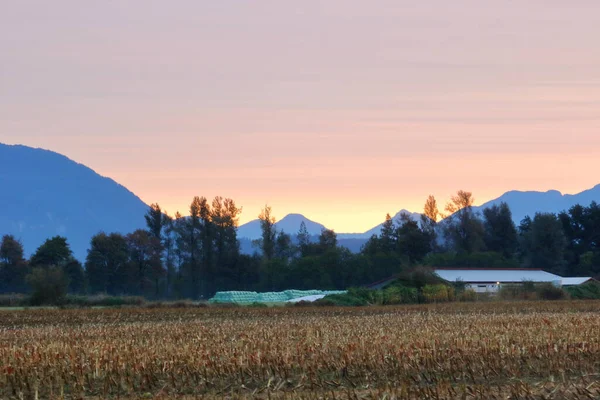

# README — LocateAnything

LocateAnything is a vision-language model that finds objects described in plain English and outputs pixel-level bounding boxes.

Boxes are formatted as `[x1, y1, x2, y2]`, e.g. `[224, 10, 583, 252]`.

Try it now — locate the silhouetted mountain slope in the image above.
[0, 143, 148, 260]
[3, 143, 600, 260]
[473, 185, 600, 224]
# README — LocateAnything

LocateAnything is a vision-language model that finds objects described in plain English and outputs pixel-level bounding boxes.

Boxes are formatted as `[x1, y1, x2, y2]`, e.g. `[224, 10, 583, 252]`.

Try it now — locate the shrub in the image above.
[316, 293, 368, 307]
[382, 285, 418, 305]
[422, 284, 454, 303]
[0, 293, 28, 307]
[565, 282, 600, 299]
[457, 289, 477, 302]
[498, 284, 537, 300]
[26, 267, 69, 306]
[536, 283, 567, 301]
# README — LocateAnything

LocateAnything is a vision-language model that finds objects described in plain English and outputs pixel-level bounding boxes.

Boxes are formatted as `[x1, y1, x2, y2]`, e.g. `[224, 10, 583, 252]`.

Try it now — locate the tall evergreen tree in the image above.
[482, 202, 518, 258]
[211, 197, 243, 292]
[520, 213, 567, 275]
[258, 205, 277, 261]
[395, 214, 431, 263]
[296, 221, 310, 257]
[380, 214, 395, 253]
[187, 197, 203, 299]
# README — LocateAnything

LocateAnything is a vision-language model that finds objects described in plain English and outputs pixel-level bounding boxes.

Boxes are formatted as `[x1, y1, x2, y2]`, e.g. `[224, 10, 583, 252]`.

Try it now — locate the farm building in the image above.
[561, 277, 595, 286]
[434, 268, 563, 293]
[366, 268, 570, 293]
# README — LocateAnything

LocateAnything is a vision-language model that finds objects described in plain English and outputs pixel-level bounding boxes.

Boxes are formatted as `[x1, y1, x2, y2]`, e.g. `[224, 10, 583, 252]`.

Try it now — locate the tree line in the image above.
[1, 191, 599, 300]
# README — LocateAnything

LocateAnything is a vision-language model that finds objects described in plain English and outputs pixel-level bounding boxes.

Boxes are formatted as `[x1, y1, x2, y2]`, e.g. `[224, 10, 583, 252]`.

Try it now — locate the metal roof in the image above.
[561, 277, 592, 286]
[434, 268, 562, 283]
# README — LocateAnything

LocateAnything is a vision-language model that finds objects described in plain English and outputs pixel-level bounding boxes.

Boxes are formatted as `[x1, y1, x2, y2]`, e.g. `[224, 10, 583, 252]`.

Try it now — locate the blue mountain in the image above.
[237, 213, 326, 239]
[0, 143, 149, 261]
[473, 185, 600, 224]
[3, 143, 600, 259]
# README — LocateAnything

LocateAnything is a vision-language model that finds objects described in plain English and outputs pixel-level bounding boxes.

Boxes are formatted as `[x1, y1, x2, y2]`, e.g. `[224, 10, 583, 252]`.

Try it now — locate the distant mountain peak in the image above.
[236, 213, 327, 239]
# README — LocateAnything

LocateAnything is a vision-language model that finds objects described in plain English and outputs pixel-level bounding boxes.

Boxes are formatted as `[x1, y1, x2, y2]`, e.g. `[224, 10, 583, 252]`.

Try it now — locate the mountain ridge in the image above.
[2, 143, 600, 257]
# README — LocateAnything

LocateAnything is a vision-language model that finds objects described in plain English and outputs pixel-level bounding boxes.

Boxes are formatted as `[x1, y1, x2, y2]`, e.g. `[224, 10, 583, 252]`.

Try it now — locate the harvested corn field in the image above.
[1, 301, 600, 399]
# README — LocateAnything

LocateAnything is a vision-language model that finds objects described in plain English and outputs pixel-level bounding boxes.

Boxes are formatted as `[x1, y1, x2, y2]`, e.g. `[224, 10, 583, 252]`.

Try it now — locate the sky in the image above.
[1, 1, 600, 232]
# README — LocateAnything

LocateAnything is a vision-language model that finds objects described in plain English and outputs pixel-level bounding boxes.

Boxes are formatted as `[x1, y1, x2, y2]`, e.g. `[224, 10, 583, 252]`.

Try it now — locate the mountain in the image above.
[0, 143, 149, 261]
[473, 185, 600, 224]
[3, 143, 600, 259]
[237, 213, 327, 239]
[361, 210, 422, 238]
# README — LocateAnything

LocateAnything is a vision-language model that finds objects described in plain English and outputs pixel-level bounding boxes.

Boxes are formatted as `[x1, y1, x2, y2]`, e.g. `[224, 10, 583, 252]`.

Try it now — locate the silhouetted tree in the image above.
[0, 235, 28, 293]
[380, 214, 395, 253]
[85, 233, 129, 295]
[520, 213, 567, 275]
[258, 205, 277, 261]
[126, 230, 164, 297]
[395, 213, 431, 263]
[296, 221, 310, 257]
[482, 202, 518, 258]
[30, 236, 73, 268]
[443, 191, 485, 253]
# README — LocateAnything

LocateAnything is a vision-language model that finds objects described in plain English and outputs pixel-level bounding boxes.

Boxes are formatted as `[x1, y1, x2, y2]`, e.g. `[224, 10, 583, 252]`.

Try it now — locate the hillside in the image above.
[473, 185, 600, 224]
[0, 143, 148, 260]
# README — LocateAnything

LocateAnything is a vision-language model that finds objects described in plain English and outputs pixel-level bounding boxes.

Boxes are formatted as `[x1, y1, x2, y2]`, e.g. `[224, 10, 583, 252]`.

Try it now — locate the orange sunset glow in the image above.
[2, 1, 599, 232]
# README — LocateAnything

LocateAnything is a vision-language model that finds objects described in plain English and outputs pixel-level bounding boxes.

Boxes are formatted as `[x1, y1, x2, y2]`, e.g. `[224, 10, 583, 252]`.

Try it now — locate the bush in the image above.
[396, 266, 446, 289]
[422, 284, 454, 303]
[0, 293, 28, 307]
[498, 282, 567, 301]
[457, 289, 477, 302]
[26, 267, 69, 306]
[498, 284, 537, 301]
[536, 283, 567, 300]
[382, 285, 418, 305]
[316, 292, 368, 307]
[565, 282, 600, 299]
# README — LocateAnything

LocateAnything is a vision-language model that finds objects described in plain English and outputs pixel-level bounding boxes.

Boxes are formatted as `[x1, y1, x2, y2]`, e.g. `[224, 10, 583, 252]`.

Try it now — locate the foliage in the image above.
[498, 281, 568, 301]
[520, 212, 567, 275]
[564, 281, 600, 299]
[26, 266, 70, 305]
[536, 283, 567, 300]
[29, 236, 73, 268]
[423, 251, 520, 268]
[0, 235, 29, 293]
[456, 289, 477, 302]
[421, 284, 454, 303]
[0, 293, 28, 307]
[5, 195, 600, 305]
[482, 202, 518, 258]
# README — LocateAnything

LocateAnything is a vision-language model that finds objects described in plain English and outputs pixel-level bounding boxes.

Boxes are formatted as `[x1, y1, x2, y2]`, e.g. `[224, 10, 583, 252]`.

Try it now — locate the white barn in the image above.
[434, 268, 563, 293]
[561, 277, 594, 286]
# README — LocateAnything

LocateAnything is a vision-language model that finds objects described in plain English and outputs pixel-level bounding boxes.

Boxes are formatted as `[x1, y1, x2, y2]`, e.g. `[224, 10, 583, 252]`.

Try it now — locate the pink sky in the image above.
[2, 1, 600, 232]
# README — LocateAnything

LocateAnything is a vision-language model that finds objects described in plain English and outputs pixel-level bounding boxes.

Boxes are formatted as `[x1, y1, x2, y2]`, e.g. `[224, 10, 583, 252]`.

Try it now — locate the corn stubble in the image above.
[1, 301, 599, 399]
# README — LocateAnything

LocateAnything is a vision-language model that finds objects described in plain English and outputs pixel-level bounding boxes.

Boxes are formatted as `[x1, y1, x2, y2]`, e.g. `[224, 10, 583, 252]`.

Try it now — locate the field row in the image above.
[1, 301, 599, 399]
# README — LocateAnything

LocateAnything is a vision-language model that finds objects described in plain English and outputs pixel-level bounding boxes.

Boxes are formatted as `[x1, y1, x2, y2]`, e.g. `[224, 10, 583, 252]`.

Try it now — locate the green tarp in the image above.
[209, 289, 346, 304]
